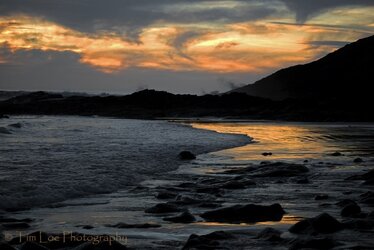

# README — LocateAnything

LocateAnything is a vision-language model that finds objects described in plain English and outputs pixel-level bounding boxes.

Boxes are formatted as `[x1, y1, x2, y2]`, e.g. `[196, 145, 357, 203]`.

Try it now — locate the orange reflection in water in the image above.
[191, 122, 343, 161]
[195, 215, 302, 227]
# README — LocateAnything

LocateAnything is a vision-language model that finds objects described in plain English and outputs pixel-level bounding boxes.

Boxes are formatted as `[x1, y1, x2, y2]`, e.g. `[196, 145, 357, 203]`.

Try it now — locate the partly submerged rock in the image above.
[330, 152, 343, 156]
[163, 211, 196, 223]
[251, 162, 309, 177]
[0, 127, 12, 134]
[201, 203, 285, 223]
[144, 203, 182, 214]
[155, 191, 177, 199]
[315, 194, 329, 200]
[256, 227, 282, 241]
[360, 191, 374, 205]
[182, 231, 235, 250]
[8, 123, 22, 128]
[353, 157, 364, 163]
[341, 203, 361, 217]
[178, 151, 196, 160]
[289, 213, 343, 234]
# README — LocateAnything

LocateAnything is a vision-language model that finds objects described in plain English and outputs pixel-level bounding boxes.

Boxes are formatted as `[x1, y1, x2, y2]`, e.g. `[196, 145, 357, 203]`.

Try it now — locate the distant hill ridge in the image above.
[229, 35, 374, 100]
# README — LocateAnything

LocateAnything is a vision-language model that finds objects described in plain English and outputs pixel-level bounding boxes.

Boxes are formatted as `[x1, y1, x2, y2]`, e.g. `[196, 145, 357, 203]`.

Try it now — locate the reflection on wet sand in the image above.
[192, 122, 374, 161]
[195, 215, 302, 227]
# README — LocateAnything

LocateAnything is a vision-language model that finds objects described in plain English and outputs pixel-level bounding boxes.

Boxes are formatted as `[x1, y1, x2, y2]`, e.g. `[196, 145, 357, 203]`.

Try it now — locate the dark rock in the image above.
[354, 157, 363, 163]
[256, 227, 282, 241]
[20, 242, 49, 250]
[201, 203, 285, 223]
[182, 231, 235, 250]
[178, 151, 196, 160]
[0, 217, 33, 223]
[1, 222, 30, 229]
[315, 194, 329, 200]
[362, 178, 374, 185]
[0, 242, 16, 250]
[289, 237, 337, 250]
[163, 211, 196, 223]
[289, 213, 343, 234]
[145, 203, 182, 214]
[341, 203, 361, 217]
[8, 123, 22, 128]
[295, 177, 310, 184]
[330, 152, 343, 156]
[346, 169, 374, 181]
[0, 127, 12, 134]
[367, 211, 374, 218]
[0, 114, 10, 119]
[82, 225, 94, 230]
[251, 162, 309, 177]
[107, 223, 160, 228]
[303, 160, 309, 163]
[262, 152, 273, 156]
[174, 195, 201, 205]
[155, 191, 177, 199]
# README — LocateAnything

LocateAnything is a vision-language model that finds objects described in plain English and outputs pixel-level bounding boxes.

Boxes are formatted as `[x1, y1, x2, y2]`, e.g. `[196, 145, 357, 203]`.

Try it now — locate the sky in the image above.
[0, 1, 373, 95]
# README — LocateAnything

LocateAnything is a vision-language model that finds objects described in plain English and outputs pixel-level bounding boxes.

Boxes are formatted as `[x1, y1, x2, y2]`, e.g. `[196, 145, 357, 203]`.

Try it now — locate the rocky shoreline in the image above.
[1, 149, 374, 249]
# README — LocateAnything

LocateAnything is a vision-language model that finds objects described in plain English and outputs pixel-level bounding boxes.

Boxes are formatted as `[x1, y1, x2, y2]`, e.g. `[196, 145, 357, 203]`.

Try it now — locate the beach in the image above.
[1, 116, 374, 249]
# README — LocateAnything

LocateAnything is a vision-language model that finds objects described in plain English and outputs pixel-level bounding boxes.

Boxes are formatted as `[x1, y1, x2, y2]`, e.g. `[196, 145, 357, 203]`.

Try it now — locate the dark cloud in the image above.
[0, 46, 260, 94]
[0, 0, 281, 36]
[281, 0, 374, 23]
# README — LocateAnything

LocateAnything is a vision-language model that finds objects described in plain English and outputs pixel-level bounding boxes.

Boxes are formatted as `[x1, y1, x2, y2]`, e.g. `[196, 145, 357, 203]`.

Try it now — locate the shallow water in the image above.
[1, 118, 374, 249]
[0, 116, 250, 211]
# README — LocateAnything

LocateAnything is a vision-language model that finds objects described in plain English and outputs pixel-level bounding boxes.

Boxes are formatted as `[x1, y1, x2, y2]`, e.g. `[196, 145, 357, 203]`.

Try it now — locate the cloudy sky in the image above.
[0, 0, 373, 94]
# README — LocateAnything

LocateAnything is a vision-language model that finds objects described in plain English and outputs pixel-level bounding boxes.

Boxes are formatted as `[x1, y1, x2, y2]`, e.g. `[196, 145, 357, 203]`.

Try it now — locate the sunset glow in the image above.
[1, 5, 372, 74]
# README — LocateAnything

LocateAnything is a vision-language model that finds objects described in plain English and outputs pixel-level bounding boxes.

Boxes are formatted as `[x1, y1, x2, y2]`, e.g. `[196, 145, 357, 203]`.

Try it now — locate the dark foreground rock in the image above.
[341, 203, 361, 217]
[256, 227, 283, 242]
[0, 242, 16, 250]
[144, 203, 182, 214]
[163, 211, 196, 223]
[201, 203, 285, 223]
[289, 213, 343, 234]
[178, 151, 196, 160]
[182, 231, 235, 250]
[225, 162, 309, 177]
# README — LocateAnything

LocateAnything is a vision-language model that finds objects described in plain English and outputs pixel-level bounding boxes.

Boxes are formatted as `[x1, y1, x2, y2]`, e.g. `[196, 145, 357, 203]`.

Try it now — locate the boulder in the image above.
[353, 157, 363, 163]
[289, 213, 343, 234]
[163, 211, 196, 223]
[262, 152, 273, 156]
[330, 152, 343, 156]
[145, 203, 182, 214]
[315, 194, 329, 200]
[346, 169, 374, 181]
[8, 123, 22, 128]
[178, 151, 196, 160]
[155, 191, 177, 199]
[182, 231, 234, 250]
[250, 162, 309, 177]
[201, 203, 285, 223]
[256, 227, 282, 241]
[341, 203, 361, 217]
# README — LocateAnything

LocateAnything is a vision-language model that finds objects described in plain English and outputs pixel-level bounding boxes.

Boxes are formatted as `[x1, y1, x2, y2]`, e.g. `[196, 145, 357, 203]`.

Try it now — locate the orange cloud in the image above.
[0, 12, 370, 73]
